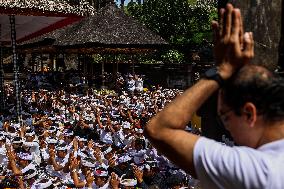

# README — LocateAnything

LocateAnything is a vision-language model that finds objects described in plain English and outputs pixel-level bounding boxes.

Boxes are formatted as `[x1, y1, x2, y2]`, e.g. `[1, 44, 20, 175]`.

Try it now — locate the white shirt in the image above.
[100, 129, 113, 144]
[0, 146, 7, 165]
[194, 137, 284, 189]
[127, 79, 135, 92]
[21, 162, 36, 174]
[135, 78, 144, 91]
[113, 129, 125, 147]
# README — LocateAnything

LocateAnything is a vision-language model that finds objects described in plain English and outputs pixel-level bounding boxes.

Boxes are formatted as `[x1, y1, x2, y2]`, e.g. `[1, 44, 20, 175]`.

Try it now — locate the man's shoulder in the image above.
[194, 137, 276, 161]
[194, 137, 284, 189]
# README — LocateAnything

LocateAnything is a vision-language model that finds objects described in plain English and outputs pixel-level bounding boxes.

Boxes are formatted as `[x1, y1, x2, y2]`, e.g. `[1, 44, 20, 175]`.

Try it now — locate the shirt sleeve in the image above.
[193, 137, 269, 189]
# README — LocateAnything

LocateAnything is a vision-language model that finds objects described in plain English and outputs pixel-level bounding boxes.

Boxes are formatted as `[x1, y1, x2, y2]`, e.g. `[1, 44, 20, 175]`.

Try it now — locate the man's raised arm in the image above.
[144, 3, 254, 177]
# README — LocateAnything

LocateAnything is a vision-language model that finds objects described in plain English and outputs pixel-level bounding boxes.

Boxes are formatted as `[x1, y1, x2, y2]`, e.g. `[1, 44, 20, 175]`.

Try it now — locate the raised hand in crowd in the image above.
[127, 110, 134, 123]
[6, 144, 22, 175]
[107, 124, 116, 133]
[70, 157, 86, 188]
[39, 139, 47, 149]
[133, 164, 143, 183]
[87, 139, 94, 150]
[6, 144, 16, 162]
[85, 170, 95, 188]
[49, 148, 56, 159]
[58, 133, 64, 140]
[68, 151, 75, 164]
[17, 176, 25, 189]
[3, 121, 10, 132]
[19, 125, 26, 138]
[69, 157, 80, 171]
[73, 137, 79, 151]
[110, 172, 120, 189]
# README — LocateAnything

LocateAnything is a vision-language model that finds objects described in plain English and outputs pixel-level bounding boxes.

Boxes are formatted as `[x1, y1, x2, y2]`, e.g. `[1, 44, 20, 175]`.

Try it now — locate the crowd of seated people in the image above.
[0, 79, 201, 188]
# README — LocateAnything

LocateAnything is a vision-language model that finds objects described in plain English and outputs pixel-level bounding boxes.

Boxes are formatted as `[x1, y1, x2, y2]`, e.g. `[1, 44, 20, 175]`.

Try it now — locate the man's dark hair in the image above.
[221, 64, 284, 122]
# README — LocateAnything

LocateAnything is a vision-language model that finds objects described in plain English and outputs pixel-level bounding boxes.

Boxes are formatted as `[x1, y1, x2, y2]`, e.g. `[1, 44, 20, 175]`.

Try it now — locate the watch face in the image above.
[204, 68, 223, 86]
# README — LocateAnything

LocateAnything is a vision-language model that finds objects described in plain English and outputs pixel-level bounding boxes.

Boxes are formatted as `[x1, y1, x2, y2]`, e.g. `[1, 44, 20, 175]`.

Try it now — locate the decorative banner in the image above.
[0, 0, 95, 16]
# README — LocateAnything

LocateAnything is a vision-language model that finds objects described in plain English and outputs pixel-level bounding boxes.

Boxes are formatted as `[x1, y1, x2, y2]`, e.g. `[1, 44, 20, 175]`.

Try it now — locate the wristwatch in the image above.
[204, 67, 224, 86]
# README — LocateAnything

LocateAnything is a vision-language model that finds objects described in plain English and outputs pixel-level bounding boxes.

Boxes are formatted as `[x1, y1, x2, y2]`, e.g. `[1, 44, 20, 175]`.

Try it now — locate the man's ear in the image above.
[243, 102, 257, 127]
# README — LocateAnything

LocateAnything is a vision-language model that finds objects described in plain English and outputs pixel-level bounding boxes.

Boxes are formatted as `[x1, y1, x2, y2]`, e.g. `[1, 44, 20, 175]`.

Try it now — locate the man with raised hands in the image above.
[145, 3, 284, 189]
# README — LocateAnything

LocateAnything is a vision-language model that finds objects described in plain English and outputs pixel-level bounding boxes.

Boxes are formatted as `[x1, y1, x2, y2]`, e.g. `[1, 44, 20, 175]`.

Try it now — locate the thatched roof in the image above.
[19, 3, 168, 53]
[0, 0, 95, 16]
[55, 3, 168, 47]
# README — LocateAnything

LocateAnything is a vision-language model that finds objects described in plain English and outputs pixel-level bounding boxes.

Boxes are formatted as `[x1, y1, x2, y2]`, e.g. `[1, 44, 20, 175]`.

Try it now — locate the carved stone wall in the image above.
[228, 0, 282, 70]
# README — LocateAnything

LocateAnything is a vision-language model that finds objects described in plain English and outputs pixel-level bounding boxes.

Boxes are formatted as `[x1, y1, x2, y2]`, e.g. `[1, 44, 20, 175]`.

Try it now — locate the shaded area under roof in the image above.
[0, 16, 82, 43]
[0, 0, 95, 43]
[19, 3, 168, 53]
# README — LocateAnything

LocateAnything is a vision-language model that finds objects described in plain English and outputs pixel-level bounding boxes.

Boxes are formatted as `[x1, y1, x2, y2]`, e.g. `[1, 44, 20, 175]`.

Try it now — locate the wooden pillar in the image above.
[0, 24, 5, 111]
[102, 56, 105, 88]
[10, 15, 22, 123]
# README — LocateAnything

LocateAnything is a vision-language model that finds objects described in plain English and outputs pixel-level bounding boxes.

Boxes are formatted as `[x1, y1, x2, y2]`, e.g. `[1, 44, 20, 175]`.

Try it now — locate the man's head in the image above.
[218, 64, 284, 147]
[18, 153, 32, 167]
[94, 168, 108, 187]
[56, 144, 68, 158]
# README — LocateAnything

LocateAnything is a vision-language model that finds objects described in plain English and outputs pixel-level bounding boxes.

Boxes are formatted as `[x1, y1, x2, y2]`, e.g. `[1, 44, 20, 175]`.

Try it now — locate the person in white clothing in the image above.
[144, 4, 284, 189]
[135, 75, 144, 93]
[126, 75, 135, 94]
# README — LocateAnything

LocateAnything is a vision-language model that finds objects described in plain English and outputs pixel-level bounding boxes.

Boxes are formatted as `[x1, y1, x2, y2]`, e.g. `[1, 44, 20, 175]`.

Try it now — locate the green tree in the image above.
[125, 0, 217, 64]
[126, 0, 217, 46]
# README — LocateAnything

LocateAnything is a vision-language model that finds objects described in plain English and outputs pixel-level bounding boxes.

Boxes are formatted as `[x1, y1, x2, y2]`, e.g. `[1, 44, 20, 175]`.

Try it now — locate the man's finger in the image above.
[238, 9, 244, 49]
[231, 9, 240, 39]
[211, 21, 220, 45]
[224, 4, 234, 37]
[219, 8, 225, 37]
[243, 32, 254, 58]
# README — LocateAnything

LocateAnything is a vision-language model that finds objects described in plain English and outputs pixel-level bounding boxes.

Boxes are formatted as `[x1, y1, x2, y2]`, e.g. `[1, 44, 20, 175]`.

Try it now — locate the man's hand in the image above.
[69, 157, 80, 171]
[19, 125, 26, 137]
[212, 4, 254, 80]
[133, 165, 143, 183]
[85, 170, 94, 186]
[6, 145, 16, 162]
[49, 149, 56, 159]
[87, 139, 94, 150]
[73, 138, 78, 151]
[110, 172, 120, 189]
[68, 151, 74, 163]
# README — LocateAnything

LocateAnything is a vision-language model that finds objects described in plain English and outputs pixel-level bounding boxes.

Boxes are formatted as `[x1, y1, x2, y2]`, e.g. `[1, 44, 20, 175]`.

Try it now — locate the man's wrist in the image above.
[9, 158, 15, 162]
[204, 67, 225, 86]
